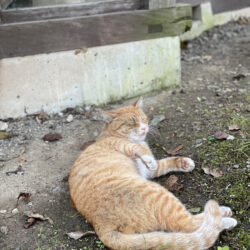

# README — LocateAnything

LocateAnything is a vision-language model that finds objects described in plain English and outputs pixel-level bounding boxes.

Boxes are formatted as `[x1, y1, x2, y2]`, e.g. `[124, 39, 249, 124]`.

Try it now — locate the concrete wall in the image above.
[176, 0, 250, 14]
[0, 37, 180, 119]
[181, 2, 250, 41]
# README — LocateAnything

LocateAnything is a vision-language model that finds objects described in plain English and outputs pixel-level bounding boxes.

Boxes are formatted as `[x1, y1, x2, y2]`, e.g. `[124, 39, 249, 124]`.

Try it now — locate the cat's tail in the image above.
[98, 200, 237, 250]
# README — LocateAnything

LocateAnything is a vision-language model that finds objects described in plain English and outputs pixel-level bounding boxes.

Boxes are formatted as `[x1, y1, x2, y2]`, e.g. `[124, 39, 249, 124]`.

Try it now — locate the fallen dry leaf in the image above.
[228, 124, 240, 131]
[23, 217, 36, 229]
[81, 141, 95, 151]
[6, 165, 24, 176]
[166, 144, 184, 156]
[28, 110, 50, 121]
[232, 73, 246, 80]
[66, 231, 95, 240]
[213, 131, 229, 140]
[17, 192, 31, 204]
[0, 131, 12, 140]
[23, 212, 54, 229]
[43, 133, 62, 142]
[74, 47, 88, 55]
[18, 157, 27, 163]
[202, 166, 223, 178]
[164, 175, 184, 191]
[236, 17, 248, 25]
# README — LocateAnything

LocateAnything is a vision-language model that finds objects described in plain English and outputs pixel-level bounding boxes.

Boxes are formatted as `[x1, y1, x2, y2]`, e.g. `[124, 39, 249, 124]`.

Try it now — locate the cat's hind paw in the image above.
[219, 206, 233, 217]
[178, 157, 195, 172]
[141, 155, 158, 171]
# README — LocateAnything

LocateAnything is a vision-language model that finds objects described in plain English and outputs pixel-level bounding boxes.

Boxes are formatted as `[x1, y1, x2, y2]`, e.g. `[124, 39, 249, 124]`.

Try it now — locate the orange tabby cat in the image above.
[69, 97, 237, 250]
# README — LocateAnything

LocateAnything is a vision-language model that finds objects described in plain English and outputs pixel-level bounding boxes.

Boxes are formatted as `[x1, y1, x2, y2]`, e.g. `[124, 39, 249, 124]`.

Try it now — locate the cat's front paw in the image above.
[221, 217, 237, 230]
[177, 157, 195, 172]
[219, 206, 233, 217]
[141, 155, 158, 171]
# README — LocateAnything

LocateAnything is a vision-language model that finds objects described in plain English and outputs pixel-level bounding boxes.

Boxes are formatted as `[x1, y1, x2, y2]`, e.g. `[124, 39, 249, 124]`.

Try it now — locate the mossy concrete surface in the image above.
[0, 36, 180, 119]
[181, 2, 250, 41]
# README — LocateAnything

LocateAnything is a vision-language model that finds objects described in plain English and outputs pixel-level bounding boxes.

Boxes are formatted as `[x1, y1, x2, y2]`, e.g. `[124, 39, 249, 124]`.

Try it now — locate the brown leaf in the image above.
[232, 73, 246, 80]
[166, 144, 184, 156]
[81, 141, 95, 151]
[17, 192, 31, 204]
[6, 165, 24, 176]
[23, 217, 36, 229]
[202, 166, 223, 178]
[66, 231, 96, 240]
[236, 17, 248, 25]
[164, 175, 184, 191]
[0, 131, 12, 140]
[43, 133, 62, 142]
[213, 131, 229, 140]
[18, 157, 27, 163]
[74, 47, 88, 55]
[228, 124, 240, 131]
[28, 110, 50, 121]
[23, 211, 54, 229]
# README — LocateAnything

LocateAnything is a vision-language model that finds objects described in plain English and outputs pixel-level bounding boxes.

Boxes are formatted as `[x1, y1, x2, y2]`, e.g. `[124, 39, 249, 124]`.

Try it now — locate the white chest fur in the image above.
[135, 158, 151, 179]
[135, 141, 153, 179]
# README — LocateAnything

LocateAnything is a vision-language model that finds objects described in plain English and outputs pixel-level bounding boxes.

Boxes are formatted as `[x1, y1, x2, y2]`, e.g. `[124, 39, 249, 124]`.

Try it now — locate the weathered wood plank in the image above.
[0, 5, 192, 59]
[0, 0, 148, 23]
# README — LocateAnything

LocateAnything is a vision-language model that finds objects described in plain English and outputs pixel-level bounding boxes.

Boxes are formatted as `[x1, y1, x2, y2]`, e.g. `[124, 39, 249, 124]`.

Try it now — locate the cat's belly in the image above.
[135, 158, 151, 179]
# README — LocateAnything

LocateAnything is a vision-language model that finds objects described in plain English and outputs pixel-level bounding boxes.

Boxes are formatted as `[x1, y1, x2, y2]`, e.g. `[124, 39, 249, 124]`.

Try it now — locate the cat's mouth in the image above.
[139, 132, 146, 137]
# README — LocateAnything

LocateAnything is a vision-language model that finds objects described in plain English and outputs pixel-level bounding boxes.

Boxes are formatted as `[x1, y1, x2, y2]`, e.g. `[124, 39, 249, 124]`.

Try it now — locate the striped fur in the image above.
[69, 97, 237, 250]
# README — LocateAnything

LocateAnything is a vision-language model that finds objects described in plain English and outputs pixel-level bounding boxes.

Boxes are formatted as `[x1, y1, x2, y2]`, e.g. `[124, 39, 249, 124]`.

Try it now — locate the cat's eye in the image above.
[130, 118, 137, 125]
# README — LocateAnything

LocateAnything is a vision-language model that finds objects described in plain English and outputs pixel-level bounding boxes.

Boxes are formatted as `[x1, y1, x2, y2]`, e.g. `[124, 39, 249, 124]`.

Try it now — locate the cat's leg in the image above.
[105, 138, 158, 171]
[149, 157, 195, 178]
[154, 189, 234, 233]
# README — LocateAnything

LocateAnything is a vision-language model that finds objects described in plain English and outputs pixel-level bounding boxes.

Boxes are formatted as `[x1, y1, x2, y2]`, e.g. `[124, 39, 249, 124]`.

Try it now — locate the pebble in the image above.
[195, 139, 203, 144]
[11, 208, 19, 214]
[233, 164, 239, 169]
[0, 121, 8, 131]
[27, 201, 33, 207]
[52, 186, 61, 193]
[0, 226, 8, 234]
[176, 107, 184, 113]
[85, 105, 91, 111]
[66, 114, 74, 123]
[150, 115, 166, 126]
[227, 135, 235, 140]
[0, 210, 7, 214]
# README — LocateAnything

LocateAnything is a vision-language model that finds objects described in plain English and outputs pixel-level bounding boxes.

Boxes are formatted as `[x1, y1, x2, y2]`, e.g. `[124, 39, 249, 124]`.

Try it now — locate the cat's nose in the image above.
[141, 127, 147, 131]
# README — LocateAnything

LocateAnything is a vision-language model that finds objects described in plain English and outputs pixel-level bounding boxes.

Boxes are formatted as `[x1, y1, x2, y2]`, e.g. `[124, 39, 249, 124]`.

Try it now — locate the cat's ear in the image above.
[133, 96, 143, 108]
[100, 110, 116, 123]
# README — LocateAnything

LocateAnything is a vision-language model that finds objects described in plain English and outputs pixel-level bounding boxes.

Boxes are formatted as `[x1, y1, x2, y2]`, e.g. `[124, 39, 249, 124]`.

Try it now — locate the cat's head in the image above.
[100, 97, 149, 142]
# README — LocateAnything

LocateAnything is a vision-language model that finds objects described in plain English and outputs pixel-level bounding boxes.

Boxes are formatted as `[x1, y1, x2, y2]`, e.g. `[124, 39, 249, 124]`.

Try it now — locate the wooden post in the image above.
[0, 0, 13, 9]
[149, 0, 176, 10]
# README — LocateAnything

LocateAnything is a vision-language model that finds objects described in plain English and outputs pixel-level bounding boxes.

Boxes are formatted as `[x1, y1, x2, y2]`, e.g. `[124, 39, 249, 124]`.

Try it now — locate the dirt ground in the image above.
[0, 20, 249, 250]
